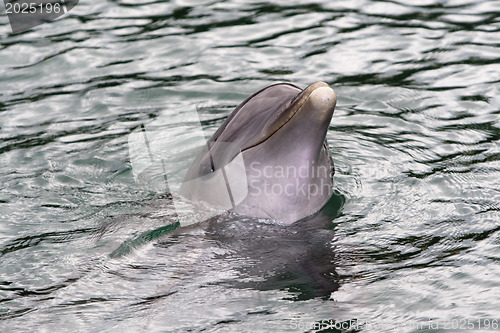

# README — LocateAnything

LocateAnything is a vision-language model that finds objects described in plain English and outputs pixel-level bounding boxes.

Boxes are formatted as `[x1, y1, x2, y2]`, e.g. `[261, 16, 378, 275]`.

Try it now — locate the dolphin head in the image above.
[181, 82, 337, 224]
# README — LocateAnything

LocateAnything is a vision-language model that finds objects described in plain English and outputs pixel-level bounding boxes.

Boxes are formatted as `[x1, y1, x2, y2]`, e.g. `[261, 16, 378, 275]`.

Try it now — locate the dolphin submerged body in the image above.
[180, 81, 337, 224]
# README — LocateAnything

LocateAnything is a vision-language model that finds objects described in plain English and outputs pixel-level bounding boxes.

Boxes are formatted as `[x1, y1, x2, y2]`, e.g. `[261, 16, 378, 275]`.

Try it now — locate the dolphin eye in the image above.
[198, 157, 215, 177]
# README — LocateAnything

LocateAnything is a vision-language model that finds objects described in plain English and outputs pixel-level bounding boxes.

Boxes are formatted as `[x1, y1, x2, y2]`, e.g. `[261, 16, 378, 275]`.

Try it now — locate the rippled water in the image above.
[1, 0, 500, 332]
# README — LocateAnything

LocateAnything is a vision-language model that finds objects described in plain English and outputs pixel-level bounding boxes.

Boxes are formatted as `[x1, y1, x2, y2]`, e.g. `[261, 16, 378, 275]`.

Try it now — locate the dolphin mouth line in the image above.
[235, 81, 331, 153]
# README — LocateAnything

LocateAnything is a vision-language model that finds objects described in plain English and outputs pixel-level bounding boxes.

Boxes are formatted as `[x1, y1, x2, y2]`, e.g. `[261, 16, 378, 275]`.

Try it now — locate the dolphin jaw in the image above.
[279, 82, 336, 127]
[263, 82, 336, 143]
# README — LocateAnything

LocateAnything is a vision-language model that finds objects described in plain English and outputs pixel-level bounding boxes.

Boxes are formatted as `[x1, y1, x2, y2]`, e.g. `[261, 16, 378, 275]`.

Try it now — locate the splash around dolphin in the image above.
[180, 81, 337, 224]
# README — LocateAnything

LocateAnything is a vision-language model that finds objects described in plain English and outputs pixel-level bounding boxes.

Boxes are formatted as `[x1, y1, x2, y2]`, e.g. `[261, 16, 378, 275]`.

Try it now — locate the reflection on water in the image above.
[1, 0, 499, 332]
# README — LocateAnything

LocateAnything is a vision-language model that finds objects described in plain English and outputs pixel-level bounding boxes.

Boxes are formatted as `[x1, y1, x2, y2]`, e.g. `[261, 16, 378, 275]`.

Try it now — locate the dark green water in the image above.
[1, 0, 500, 332]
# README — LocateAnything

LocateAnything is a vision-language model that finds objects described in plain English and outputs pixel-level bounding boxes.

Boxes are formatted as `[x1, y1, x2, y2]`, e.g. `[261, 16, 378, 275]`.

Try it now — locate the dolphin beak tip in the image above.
[309, 84, 337, 116]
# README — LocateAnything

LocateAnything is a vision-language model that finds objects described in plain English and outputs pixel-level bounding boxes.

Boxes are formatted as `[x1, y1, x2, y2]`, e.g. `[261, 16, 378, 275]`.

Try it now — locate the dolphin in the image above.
[180, 81, 337, 224]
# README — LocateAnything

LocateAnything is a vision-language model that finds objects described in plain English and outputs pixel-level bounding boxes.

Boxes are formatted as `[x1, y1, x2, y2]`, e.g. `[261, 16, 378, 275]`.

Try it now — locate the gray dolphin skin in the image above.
[182, 81, 337, 224]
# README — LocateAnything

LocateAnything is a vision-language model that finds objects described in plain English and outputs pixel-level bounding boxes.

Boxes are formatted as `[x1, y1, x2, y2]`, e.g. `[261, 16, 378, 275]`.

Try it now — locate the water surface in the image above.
[1, 0, 500, 332]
